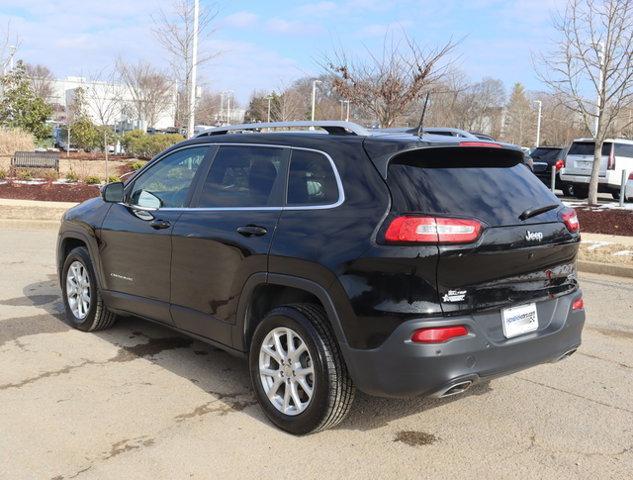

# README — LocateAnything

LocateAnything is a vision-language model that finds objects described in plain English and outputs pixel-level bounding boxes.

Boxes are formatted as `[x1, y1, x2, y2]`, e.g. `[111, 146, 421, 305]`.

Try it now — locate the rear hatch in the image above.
[385, 146, 580, 316]
[530, 147, 563, 175]
[565, 141, 611, 177]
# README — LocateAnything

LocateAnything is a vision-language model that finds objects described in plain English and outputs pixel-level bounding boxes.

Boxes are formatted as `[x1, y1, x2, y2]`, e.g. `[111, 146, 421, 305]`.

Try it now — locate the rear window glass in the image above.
[387, 160, 559, 227]
[568, 142, 611, 156]
[615, 143, 633, 158]
[287, 150, 339, 206]
[530, 148, 562, 162]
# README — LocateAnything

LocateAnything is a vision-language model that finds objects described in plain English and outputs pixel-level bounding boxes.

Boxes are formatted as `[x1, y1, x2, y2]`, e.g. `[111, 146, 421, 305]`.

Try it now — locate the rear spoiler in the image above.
[365, 142, 525, 178]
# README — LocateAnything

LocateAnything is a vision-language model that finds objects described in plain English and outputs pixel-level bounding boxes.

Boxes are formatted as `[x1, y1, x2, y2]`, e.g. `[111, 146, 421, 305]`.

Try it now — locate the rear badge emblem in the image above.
[525, 230, 544, 242]
[443, 289, 467, 303]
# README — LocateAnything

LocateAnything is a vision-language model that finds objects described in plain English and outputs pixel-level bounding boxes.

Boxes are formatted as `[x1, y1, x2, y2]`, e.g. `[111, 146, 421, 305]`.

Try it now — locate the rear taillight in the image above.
[459, 141, 502, 148]
[555, 159, 564, 171]
[608, 145, 615, 170]
[628, 172, 633, 180]
[572, 297, 584, 310]
[560, 208, 580, 233]
[411, 325, 469, 343]
[384, 216, 483, 244]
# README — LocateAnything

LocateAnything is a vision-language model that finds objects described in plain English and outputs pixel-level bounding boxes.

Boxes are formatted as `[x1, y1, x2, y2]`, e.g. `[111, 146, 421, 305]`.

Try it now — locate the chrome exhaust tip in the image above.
[556, 348, 577, 362]
[436, 380, 473, 398]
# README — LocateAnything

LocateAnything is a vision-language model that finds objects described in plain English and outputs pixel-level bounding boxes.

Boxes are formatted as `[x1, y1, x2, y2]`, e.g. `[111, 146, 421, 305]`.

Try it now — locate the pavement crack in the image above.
[517, 376, 633, 415]
[0, 360, 96, 391]
[104, 436, 155, 460]
[577, 351, 632, 369]
[174, 391, 257, 422]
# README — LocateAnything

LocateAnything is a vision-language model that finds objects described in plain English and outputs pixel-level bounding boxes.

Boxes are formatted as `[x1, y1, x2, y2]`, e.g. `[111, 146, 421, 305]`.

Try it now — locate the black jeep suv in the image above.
[57, 121, 585, 434]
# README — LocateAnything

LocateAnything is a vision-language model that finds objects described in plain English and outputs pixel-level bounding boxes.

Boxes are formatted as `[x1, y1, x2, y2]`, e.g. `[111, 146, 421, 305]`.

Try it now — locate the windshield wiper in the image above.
[519, 203, 559, 221]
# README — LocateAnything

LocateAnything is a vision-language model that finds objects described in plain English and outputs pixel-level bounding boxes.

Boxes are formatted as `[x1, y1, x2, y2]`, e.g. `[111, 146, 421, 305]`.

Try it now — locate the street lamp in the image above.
[533, 100, 542, 148]
[266, 95, 273, 123]
[187, 0, 199, 138]
[311, 80, 322, 122]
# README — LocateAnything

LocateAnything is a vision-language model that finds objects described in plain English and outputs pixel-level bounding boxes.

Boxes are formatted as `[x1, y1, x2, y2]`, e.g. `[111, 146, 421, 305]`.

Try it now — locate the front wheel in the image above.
[61, 246, 117, 331]
[249, 304, 355, 435]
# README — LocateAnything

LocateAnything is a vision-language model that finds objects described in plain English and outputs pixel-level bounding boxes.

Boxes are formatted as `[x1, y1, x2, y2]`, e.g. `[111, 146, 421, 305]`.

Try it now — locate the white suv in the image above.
[560, 138, 633, 200]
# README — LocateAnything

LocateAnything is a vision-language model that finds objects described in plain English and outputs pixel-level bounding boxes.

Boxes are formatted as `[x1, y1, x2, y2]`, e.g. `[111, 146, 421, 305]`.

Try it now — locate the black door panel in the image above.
[170, 210, 281, 335]
[99, 204, 182, 324]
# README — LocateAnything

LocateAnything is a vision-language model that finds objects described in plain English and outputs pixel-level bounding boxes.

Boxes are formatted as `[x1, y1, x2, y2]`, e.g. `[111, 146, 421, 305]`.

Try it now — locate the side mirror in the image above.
[101, 182, 125, 203]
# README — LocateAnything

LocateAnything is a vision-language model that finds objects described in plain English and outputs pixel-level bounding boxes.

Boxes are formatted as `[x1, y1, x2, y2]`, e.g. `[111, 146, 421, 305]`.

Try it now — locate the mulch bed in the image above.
[0, 182, 100, 203]
[64, 152, 132, 161]
[576, 207, 633, 236]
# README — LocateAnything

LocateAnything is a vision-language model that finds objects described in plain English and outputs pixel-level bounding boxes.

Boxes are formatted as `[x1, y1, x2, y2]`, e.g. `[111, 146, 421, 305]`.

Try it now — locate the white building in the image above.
[49, 76, 177, 130]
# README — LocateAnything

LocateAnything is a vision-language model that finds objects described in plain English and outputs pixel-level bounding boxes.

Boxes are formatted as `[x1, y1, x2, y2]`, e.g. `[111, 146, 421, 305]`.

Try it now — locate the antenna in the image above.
[416, 93, 430, 138]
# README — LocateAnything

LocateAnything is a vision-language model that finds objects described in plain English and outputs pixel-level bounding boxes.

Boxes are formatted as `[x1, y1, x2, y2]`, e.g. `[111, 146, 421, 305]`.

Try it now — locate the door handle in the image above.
[236, 225, 268, 237]
[150, 219, 171, 230]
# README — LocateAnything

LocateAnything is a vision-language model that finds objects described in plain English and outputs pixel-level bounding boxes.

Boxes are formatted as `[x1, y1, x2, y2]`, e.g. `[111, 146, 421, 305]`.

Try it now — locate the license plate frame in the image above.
[502, 303, 539, 339]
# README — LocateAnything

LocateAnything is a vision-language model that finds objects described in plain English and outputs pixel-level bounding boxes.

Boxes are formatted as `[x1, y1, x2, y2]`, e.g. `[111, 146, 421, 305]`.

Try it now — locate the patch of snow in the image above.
[612, 250, 633, 256]
[12, 180, 47, 185]
[584, 241, 612, 251]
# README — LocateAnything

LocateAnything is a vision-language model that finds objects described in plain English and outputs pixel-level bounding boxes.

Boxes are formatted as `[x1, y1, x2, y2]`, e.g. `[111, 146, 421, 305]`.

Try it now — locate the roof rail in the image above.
[195, 120, 369, 137]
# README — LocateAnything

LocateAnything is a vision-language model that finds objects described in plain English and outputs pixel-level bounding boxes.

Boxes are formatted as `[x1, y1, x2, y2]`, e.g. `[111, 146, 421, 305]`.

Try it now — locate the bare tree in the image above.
[1, 21, 20, 75]
[24, 63, 54, 101]
[323, 32, 457, 127]
[117, 59, 175, 128]
[152, 0, 218, 133]
[537, 0, 633, 204]
[82, 71, 123, 179]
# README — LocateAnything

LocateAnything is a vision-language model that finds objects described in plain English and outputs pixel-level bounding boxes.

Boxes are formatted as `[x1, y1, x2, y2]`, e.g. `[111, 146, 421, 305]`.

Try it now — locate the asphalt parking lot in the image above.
[1, 221, 632, 480]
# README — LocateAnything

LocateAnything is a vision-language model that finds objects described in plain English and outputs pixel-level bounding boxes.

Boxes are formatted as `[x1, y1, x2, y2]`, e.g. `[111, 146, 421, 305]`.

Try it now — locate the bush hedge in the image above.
[122, 130, 184, 160]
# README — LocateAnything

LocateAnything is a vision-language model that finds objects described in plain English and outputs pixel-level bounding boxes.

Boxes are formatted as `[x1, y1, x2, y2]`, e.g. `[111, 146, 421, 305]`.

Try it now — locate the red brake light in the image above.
[572, 297, 584, 310]
[384, 216, 483, 244]
[459, 141, 502, 148]
[555, 159, 564, 171]
[608, 145, 615, 170]
[628, 172, 633, 180]
[560, 208, 580, 233]
[411, 325, 469, 343]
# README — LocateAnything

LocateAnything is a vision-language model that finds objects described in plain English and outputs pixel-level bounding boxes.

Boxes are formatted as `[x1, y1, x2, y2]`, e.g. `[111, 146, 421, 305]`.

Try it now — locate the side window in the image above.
[129, 147, 208, 208]
[197, 146, 285, 207]
[287, 149, 339, 206]
[615, 143, 633, 158]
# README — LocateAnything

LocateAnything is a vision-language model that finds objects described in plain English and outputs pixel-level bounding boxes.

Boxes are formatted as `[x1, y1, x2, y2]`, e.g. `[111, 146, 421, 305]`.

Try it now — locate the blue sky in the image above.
[1, 0, 567, 103]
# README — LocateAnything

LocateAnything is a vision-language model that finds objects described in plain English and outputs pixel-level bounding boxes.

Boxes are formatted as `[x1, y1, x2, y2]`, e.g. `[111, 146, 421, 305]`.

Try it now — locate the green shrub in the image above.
[85, 176, 101, 185]
[130, 161, 145, 171]
[42, 169, 59, 181]
[0, 168, 6, 180]
[16, 169, 33, 181]
[107, 175, 121, 183]
[123, 131, 184, 160]
[65, 170, 79, 182]
[70, 118, 100, 151]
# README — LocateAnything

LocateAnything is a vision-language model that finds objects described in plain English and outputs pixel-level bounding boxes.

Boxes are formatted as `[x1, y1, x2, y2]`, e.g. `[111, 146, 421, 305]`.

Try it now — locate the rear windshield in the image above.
[387, 159, 560, 227]
[568, 142, 611, 156]
[530, 148, 562, 162]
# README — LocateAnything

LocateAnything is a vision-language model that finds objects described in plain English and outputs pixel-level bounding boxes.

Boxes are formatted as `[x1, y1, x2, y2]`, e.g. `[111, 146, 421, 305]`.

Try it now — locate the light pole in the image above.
[226, 90, 233, 124]
[187, 0, 199, 138]
[3, 45, 16, 74]
[534, 100, 542, 148]
[266, 95, 273, 123]
[344, 100, 350, 122]
[311, 80, 322, 122]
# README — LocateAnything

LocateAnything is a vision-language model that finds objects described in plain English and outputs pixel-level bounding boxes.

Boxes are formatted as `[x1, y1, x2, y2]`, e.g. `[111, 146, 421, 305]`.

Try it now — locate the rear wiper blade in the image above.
[519, 203, 559, 221]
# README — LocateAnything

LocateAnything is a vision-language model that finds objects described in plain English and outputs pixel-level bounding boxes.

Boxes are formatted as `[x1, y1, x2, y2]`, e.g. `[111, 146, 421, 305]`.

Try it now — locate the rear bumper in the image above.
[560, 172, 621, 191]
[342, 291, 585, 398]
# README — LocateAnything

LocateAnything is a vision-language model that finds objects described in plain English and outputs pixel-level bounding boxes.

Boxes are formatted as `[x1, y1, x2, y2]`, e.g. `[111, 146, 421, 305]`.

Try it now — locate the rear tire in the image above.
[61, 246, 117, 331]
[562, 183, 575, 197]
[574, 185, 589, 199]
[612, 191, 621, 201]
[249, 303, 355, 435]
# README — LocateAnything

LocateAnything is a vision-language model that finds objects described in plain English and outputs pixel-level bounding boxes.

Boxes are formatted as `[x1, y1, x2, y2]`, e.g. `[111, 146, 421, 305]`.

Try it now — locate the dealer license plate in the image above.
[502, 303, 538, 338]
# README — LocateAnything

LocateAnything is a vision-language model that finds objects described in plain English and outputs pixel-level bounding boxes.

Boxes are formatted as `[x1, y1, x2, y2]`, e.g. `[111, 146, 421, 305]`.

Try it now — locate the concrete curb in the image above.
[577, 260, 633, 279]
[0, 198, 77, 222]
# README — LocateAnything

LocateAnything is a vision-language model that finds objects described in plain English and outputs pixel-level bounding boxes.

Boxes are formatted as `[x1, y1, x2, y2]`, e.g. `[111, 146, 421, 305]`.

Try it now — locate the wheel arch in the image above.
[235, 273, 350, 356]
[57, 230, 104, 289]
